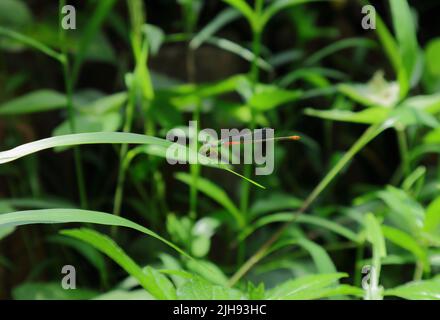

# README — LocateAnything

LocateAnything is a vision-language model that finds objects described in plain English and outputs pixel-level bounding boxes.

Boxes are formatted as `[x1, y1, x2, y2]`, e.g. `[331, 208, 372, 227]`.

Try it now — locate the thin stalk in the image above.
[413, 261, 424, 281]
[59, 0, 87, 209]
[240, 0, 264, 217]
[182, 0, 201, 220]
[228, 122, 388, 286]
[0, 26, 64, 63]
[112, 0, 145, 218]
[189, 102, 200, 220]
[237, 0, 264, 267]
[397, 128, 410, 178]
[112, 81, 137, 219]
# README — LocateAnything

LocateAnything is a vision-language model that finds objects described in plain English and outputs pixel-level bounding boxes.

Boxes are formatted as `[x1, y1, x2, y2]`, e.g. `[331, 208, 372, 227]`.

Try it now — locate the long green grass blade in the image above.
[0, 208, 189, 258]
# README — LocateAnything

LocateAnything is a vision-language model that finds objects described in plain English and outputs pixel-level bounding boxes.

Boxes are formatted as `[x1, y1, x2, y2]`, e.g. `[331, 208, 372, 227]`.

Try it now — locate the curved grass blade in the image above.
[190, 7, 241, 49]
[0, 132, 263, 188]
[260, 0, 328, 30]
[0, 132, 169, 165]
[0, 90, 66, 115]
[0, 26, 64, 62]
[61, 228, 177, 300]
[204, 37, 272, 72]
[0, 208, 189, 258]
[239, 212, 359, 243]
[304, 37, 376, 66]
[175, 172, 245, 227]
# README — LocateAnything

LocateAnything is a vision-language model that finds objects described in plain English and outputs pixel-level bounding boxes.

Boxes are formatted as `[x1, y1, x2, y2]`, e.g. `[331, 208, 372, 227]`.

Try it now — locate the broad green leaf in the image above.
[0, 208, 189, 258]
[186, 259, 229, 286]
[304, 37, 376, 66]
[250, 193, 302, 218]
[82, 32, 116, 64]
[296, 215, 360, 243]
[260, 0, 325, 31]
[296, 238, 337, 274]
[143, 24, 165, 56]
[305, 107, 390, 125]
[338, 71, 400, 108]
[12, 283, 97, 300]
[373, 6, 408, 98]
[48, 235, 108, 286]
[0, 90, 66, 115]
[93, 289, 153, 300]
[424, 197, 440, 234]
[159, 254, 186, 287]
[425, 39, 440, 77]
[61, 228, 176, 300]
[191, 217, 220, 257]
[381, 225, 429, 271]
[0, 0, 32, 30]
[389, 0, 419, 89]
[378, 186, 425, 233]
[249, 85, 301, 111]
[269, 49, 303, 68]
[223, 0, 256, 31]
[374, 11, 400, 79]
[175, 172, 244, 227]
[390, 104, 439, 129]
[75, 92, 127, 115]
[279, 67, 347, 88]
[247, 282, 265, 300]
[0, 198, 75, 209]
[205, 36, 272, 71]
[0, 225, 14, 241]
[241, 212, 359, 243]
[405, 94, 440, 115]
[385, 279, 440, 300]
[190, 7, 241, 49]
[265, 273, 347, 300]
[53, 112, 121, 137]
[424, 128, 440, 145]
[166, 214, 192, 247]
[177, 277, 244, 300]
[302, 284, 364, 299]
[133, 36, 154, 101]
[169, 74, 249, 100]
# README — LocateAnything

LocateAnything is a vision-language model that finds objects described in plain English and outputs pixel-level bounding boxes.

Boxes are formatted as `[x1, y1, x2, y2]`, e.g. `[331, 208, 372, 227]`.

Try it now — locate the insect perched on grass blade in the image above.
[200, 128, 301, 159]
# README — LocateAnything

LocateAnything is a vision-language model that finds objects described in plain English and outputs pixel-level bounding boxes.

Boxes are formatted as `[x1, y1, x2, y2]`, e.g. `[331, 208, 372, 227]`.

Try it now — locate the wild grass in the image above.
[0, 0, 439, 300]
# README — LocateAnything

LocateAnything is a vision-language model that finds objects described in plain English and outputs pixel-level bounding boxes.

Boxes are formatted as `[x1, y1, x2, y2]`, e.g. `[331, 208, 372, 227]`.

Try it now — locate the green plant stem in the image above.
[228, 122, 388, 286]
[112, 0, 147, 235]
[237, 0, 264, 267]
[0, 26, 64, 63]
[397, 128, 410, 178]
[189, 103, 200, 220]
[182, 0, 201, 220]
[413, 261, 424, 281]
[240, 0, 264, 217]
[112, 84, 136, 220]
[188, 47, 200, 220]
[60, 0, 87, 209]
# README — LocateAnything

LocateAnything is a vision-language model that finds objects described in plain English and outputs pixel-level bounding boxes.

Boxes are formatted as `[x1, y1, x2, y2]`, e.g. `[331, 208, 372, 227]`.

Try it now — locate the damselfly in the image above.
[200, 128, 300, 158]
